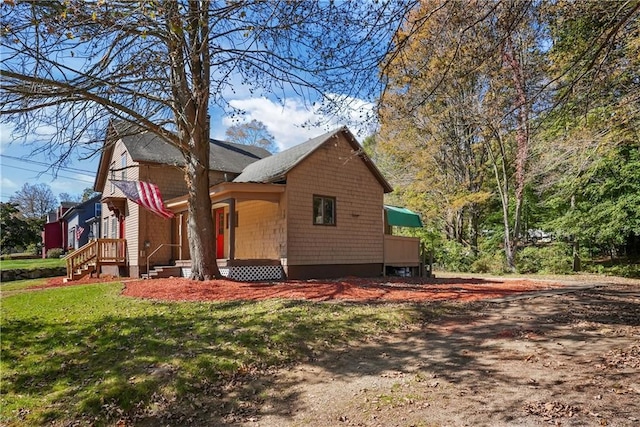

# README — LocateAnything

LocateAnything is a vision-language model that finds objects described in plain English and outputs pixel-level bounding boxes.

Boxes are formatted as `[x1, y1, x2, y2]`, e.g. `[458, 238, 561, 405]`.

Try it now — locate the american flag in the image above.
[111, 180, 174, 219]
[75, 226, 85, 241]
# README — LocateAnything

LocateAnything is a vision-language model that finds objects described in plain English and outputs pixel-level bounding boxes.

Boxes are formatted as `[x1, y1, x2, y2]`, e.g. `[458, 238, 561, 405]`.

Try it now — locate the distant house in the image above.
[42, 202, 77, 258]
[66, 123, 422, 281]
[60, 195, 102, 251]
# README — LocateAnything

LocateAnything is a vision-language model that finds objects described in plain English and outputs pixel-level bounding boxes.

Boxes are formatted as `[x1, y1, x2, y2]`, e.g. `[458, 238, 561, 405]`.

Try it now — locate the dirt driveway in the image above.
[233, 277, 640, 427]
[42, 274, 640, 426]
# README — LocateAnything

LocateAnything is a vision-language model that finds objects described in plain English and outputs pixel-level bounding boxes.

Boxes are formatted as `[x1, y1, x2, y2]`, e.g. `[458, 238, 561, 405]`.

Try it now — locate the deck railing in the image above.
[96, 238, 127, 263]
[64, 239, 126, 280]
[383, 235, 421, 266]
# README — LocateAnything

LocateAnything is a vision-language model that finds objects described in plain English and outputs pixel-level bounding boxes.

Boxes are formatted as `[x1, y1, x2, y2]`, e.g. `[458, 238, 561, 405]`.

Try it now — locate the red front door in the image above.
[214, 208, 224, 258]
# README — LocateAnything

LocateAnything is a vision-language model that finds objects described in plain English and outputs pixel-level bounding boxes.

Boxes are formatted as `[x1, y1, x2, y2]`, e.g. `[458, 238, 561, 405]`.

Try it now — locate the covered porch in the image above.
[164, 182, 286, 281]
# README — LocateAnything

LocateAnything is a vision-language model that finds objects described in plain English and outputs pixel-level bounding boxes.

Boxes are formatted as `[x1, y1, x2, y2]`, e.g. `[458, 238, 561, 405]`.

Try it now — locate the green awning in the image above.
[384, 205, 423, 228]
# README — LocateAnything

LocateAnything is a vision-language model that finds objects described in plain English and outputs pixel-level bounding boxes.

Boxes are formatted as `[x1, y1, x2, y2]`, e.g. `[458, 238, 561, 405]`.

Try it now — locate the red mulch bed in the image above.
[36, 275, 560, 303]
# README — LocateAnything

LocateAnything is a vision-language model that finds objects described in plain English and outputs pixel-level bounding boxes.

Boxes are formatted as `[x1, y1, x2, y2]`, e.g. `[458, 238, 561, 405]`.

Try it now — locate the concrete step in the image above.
[145, 266, 182, 279]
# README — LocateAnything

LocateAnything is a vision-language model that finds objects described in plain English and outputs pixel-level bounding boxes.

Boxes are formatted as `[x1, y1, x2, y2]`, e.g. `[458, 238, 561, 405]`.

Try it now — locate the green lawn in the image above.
[0, 278, 49, 293]
[0, 257, 65, 271]
[0, 281, 432, 426]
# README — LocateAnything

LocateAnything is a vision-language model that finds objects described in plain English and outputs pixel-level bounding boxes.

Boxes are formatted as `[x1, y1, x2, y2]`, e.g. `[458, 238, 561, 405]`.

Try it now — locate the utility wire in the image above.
[1, 164, 95, 183]
[0, 154, 96, 175]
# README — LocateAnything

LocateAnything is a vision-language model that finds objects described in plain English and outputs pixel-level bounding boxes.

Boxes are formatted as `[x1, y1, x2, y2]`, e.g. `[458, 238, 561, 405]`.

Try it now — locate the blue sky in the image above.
[0, 93, 375, 203]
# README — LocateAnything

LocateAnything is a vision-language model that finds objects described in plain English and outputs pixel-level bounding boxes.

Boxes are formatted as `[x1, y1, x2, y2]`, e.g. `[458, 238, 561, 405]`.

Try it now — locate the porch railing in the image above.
[64, 238, 126, 280]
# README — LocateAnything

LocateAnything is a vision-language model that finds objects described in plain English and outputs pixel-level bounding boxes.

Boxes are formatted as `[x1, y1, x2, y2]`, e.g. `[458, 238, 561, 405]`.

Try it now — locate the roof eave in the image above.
[94, 123, 118, 192]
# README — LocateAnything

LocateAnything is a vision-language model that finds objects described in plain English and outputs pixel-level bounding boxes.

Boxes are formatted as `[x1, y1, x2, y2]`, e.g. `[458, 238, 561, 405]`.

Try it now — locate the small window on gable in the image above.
[120, 152, 127, 180]
[313, 195, 336, 226]
[110, 162, 116, 193]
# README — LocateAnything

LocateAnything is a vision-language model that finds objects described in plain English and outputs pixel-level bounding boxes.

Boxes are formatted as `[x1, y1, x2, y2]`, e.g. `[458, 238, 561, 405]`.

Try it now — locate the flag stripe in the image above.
[112, 180, 174, 219]
[138, 182, 172, 218]
[140, 182, 173, 219]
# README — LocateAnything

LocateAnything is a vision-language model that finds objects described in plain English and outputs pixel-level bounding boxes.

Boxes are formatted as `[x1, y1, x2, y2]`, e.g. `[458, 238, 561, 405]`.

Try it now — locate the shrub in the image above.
[46, 248, 64, 259]
[26, 243, 40, 256]
[470, 252, 506, 274]
[436, 240, 474, 272]
[516, 244, 572, 274]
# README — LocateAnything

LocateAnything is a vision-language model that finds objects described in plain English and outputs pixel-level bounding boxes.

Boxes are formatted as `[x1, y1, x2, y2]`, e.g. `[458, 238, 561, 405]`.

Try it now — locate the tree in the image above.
[58, 188, 99, 204]
[548, 144, 640, 258]
[0, 202, 41, 253]
[81, 188, 101, 202]
[58, 192, 82, 204]
[536, 1, 640, 267]
[379, 1, 548, 268]
[9, 183, 57, 219]
[225, 119, 278, 153]
[1, 1, 415, 280]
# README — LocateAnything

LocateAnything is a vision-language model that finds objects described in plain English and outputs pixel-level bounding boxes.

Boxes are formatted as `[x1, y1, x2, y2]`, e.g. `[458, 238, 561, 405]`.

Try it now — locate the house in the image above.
[42, 201, 78, 258]
[66, 123, 422, 281]
[60, 194, 102, 250]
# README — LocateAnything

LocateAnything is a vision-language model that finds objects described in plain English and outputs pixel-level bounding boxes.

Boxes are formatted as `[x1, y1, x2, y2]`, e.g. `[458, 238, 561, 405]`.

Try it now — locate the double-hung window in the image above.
[313, 195, 336, 225]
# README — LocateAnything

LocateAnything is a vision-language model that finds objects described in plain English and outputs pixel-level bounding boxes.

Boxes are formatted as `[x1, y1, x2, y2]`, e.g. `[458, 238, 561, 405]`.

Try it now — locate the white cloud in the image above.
[0, 122, 14, 155]
[220, 94, 378, 151]
[49, 178, 91, 196]
[1, 176, 19, 193]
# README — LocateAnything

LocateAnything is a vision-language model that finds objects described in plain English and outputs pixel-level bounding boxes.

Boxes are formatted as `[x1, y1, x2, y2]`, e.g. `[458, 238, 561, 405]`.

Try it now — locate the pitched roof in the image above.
[94, 122, 272, 191]
[94, 123, 392, 194]
[233, 126, 393, 193]
[121, 130, 271, 173]
[233, 128, 336, 184]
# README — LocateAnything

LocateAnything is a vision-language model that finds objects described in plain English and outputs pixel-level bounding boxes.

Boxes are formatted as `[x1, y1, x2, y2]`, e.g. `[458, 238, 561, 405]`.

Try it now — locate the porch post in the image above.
[228, 198, 236, 260]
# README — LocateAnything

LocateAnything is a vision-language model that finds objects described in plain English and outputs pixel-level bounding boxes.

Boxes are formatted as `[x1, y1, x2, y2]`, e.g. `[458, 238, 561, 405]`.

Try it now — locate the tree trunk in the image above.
[164, 1, 220, 280]
[570, 195, 581, 272]
[503, 201, 516, 271]
[185, 132, 219, 280]
[469, 204, 479, 256]
[502, 36, 530, 272]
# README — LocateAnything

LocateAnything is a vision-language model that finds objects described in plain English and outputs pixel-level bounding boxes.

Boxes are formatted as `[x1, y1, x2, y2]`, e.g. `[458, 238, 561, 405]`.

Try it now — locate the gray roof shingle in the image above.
[119, 130, 271, 174]
[233, 127, 341, 183]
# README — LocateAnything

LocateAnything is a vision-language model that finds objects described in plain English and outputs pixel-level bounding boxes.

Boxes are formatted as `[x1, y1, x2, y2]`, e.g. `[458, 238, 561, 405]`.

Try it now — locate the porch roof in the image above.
[165, 182, 285, 211]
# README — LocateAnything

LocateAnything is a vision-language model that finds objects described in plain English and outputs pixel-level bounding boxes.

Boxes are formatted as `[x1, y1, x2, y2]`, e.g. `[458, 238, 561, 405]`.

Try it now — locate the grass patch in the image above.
[0, 278, 49, 294]
[0, 258, 65, 271]
[0, 281, 426, 426]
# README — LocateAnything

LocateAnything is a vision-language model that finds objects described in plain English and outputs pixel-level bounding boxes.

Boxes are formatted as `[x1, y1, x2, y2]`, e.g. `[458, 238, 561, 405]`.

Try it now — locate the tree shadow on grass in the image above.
[2, 297, 413, 425]
[242, 286, 640, 426]
[3, 285, 639, 426]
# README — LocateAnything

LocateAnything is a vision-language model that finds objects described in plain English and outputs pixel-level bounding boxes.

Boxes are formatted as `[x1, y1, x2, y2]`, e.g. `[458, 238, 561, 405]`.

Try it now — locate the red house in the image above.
[41, 202, 77, 258]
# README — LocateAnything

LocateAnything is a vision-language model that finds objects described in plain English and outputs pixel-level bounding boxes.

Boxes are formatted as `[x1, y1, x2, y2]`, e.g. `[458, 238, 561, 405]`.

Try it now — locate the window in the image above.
[120, 153, 127, 180]
[103, 217, 109, 238]
[110, 162, 116, 193]
[313, 195, 336, 225]
[111, 217, 117, 238]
